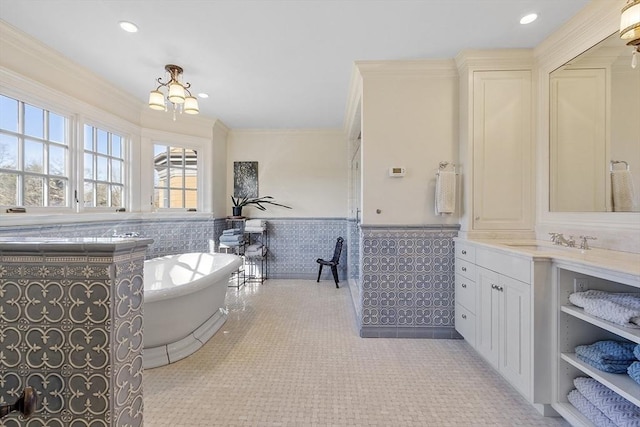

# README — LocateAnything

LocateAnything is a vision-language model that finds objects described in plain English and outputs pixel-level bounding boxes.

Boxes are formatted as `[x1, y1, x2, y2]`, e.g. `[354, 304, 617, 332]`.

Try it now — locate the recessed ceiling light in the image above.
[119, 21, 139, 33]
[198, 93, 209, 99]
[520, 13, 538, 25]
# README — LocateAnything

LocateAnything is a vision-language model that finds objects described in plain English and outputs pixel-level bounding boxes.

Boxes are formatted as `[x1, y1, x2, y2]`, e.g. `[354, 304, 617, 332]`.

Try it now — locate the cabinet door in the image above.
[476, 266, 500, 367]
[499, 274, 531, 398]
[472, 70, 532, 230]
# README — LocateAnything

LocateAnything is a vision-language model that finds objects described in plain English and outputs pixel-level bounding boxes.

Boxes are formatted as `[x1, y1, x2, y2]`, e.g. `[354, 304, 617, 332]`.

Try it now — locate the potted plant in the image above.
[230, 195, 291, 217]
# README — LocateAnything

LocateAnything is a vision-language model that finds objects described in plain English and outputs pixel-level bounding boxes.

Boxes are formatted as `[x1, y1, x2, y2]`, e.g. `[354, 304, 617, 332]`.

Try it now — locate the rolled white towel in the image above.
[246, 243, 262, 252]
[435, 171, 456, 215]
[612, 170, 635, 212]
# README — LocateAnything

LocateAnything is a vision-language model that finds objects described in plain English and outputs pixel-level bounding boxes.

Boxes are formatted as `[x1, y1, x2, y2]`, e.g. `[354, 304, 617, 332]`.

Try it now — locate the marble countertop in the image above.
[456, 238, 640, 281]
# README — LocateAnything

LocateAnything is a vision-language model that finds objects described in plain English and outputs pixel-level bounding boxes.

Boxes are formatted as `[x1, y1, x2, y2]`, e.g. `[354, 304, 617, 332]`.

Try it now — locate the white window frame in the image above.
[0, 88, 75, 214]
[141, 129, 211, 213]
[77, 118, 131, 213]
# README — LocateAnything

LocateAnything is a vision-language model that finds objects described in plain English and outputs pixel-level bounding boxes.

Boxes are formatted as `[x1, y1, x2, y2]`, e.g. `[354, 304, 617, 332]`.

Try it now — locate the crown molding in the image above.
[228, 128, 345, 136]
[356, 59, 457, 78]
[343, 63, 363, 140]
[455, 49, 534, 72]
[534, 0, 625, 72]
[0, 21, 143, 124]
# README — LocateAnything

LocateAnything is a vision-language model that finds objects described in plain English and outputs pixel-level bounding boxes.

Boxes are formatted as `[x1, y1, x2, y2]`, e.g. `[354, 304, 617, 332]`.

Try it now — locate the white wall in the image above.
[226, 129, 348, 218]
[358, 61, 459, 226]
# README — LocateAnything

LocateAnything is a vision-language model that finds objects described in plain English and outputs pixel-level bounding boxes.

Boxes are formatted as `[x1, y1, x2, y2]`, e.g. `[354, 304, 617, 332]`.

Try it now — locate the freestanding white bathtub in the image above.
[142, 252, 242, 369]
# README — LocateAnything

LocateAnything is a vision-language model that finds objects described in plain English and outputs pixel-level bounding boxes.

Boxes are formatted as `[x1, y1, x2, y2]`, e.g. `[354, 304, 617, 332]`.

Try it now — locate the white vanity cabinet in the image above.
[553, 261, 640, 426]
[476, 264, 531, 396]
[455, 241, 477, 346]
[454, 238, 554, 411]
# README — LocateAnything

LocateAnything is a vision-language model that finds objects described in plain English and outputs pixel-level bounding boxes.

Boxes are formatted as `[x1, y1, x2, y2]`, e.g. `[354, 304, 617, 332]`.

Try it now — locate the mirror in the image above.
[549, 32, 640, 212]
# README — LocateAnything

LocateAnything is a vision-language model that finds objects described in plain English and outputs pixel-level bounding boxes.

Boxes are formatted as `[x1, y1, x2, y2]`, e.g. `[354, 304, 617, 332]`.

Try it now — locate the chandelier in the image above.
[148, 64, 199, 119]
[620, 0, 640, 68]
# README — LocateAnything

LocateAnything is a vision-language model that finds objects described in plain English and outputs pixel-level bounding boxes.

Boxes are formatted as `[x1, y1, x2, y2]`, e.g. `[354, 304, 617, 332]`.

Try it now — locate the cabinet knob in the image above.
[462, 250, 467, 255]
[461, 267, 467, 272]
[462, 283, 467, 288]
[461, 314, 467, 319]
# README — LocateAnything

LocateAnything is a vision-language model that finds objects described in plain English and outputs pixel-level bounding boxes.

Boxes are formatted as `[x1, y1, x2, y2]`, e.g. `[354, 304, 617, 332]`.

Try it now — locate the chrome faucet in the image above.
[579, 235, 597, 250]
[549, 232, 575, 247]
[113, 231, 140, 238]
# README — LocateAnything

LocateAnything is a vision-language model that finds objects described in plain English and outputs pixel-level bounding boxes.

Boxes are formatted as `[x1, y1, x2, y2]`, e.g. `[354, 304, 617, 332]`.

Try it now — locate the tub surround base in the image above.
[144, 308, 229, 369]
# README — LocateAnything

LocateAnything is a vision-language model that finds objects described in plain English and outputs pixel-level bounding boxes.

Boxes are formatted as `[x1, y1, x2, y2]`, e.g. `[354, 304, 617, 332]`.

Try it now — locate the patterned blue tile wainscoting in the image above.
[358, 225, 461, 339]
[0, 238, 151, 426]
[0, 217, 348, 281]
[0, 217, 223, 259]
[264, 218, 347, 280]
[347, 219, 362, 323]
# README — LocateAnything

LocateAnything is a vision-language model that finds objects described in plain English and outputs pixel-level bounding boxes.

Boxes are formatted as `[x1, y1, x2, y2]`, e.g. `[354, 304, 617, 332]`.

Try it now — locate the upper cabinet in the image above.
[457, 51, 534, 238]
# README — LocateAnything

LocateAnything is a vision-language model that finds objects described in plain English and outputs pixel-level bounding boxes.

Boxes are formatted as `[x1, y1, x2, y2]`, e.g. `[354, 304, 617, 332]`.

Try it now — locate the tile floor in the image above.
[143, 279, 569, 426]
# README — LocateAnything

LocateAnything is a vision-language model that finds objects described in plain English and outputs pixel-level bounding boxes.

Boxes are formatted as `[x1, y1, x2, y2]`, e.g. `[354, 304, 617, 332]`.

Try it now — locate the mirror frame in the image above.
[536, 0, 640, 240]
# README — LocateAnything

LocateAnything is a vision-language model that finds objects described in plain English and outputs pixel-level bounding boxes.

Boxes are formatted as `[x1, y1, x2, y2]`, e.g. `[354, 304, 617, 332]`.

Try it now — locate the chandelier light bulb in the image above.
[168, 82, 186, 104]
[184, 96, 200, 114]
[148, 90, 165, 110]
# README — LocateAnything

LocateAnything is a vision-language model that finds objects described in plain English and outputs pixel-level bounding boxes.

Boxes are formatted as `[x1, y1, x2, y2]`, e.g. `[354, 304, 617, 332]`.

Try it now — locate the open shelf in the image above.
[553, 402, 597, 427]
[560, 353, 640, 407]
[561, 305, 640, 344]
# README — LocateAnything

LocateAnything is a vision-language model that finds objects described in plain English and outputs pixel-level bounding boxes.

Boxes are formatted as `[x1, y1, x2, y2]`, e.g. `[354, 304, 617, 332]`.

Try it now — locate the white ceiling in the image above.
[0, 0, 591, 129]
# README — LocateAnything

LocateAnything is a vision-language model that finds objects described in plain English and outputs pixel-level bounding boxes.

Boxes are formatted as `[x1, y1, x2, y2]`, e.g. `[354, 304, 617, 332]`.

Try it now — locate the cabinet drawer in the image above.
[476, 248, 531, 284]
[455, 242, 476, 263]
[455, 274, 476, 314]
[456, 259, 476, 280]
[455, 303, 476, 346]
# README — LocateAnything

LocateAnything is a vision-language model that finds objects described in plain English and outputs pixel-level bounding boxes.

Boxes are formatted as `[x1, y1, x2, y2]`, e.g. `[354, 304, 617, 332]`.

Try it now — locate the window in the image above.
[0, 95, 69, 207]
[153, 144, 198, 209]
[83, 124, 125, 208]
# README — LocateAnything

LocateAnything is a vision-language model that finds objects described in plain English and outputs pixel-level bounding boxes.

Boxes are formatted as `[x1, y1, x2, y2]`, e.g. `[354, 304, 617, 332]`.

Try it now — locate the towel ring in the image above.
[610, 160, 629, 171]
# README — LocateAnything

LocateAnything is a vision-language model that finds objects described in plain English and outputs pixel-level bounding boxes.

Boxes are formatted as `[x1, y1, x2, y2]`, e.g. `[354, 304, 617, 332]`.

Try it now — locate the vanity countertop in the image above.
[455, 238, 640, 282]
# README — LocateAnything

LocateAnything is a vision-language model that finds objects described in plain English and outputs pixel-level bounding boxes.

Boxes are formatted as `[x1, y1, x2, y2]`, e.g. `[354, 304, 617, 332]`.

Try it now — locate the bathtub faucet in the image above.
[113, 231, 140, 238]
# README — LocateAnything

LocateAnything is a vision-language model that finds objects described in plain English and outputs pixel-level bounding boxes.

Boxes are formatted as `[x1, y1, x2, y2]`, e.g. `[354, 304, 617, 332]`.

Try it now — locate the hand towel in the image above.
[628, 361, 640, 386]
[575, 340, 636, 373]
[567, 388, 617, 427]
[435, 170, 456, 215]
[574, 376, 640, 426]
[244, 226, 266, 233]
[612, 169, 635, 212]
[245, 219, 266, 228]
[569, 290, 640, 328]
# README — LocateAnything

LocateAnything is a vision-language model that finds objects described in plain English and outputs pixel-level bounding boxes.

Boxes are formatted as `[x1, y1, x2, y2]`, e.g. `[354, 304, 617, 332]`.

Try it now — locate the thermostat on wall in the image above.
[388, 167, 406, 177]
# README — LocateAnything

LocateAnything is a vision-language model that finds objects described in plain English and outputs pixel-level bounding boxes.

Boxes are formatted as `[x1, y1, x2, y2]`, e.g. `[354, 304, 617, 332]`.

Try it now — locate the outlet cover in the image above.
[574, 278, 589, 293]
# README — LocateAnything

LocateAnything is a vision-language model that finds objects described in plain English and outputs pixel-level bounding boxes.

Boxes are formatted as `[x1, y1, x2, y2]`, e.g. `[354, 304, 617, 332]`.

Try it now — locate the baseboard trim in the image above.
[359, 326, 462, 339]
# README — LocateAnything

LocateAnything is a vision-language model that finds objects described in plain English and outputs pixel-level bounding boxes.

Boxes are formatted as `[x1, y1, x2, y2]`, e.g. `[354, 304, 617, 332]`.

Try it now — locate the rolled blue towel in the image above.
[567, 388, 617, 427]
[634, 344, 640, 361]
[222, 228, 241, 235]
[220, 234, 244, 243]
[574, 376, 640, 427]
[629, 361, 640, 386]
[575, 340, 636, 373]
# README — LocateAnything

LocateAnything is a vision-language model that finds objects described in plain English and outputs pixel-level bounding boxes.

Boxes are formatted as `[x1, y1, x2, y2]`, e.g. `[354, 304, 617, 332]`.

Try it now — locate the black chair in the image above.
[316, 237, 344, 288]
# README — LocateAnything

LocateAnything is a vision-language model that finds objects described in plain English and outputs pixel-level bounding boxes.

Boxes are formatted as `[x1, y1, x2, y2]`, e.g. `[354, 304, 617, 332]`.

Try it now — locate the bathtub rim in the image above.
[144, 252, 242, 303]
